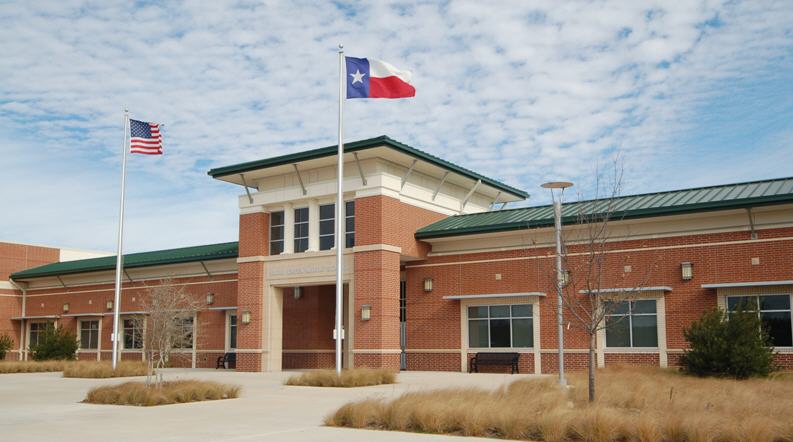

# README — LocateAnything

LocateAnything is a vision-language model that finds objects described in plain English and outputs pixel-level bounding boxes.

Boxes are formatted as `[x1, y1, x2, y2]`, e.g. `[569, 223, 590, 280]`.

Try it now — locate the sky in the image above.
[1, 1, 791, 253]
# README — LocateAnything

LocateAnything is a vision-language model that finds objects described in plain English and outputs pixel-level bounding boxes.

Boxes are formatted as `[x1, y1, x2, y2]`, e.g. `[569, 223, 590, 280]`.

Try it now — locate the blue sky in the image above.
[0, 1, 791, 253]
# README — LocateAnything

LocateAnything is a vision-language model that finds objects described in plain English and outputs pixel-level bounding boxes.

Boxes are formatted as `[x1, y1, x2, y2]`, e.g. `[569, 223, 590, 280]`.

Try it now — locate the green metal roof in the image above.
[207, 135, 529, 199]
[416, 176, 793, 239]
[11, 242, 239, 280]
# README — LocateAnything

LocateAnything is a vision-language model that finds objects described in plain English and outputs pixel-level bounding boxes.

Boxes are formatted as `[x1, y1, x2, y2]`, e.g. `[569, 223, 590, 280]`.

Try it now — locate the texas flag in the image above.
[346, 57, 415, 99]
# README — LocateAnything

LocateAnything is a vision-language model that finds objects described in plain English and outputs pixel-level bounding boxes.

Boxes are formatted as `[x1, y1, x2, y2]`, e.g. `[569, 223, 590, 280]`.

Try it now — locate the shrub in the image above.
[29, 326, 79, 361]
[0, 334, 13, 360]
[681, 307, 775, 379]
[286, 368, 396, 387]
[84, 380, 240, 406]
[62, 361, 148, 378]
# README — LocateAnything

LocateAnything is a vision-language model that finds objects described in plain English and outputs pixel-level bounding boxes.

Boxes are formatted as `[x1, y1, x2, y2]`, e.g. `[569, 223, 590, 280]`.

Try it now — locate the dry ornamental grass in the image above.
[0, 360, 65, 373]
[84, 380, 240, 406]
[62, 361, 148, 378]
[286, 368, 396, 387]
[326, 367, 793, 442]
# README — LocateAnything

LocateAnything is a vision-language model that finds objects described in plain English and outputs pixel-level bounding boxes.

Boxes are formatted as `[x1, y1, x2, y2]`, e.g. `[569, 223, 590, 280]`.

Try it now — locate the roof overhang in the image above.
[207, 136, 528, 201]
[207, 306, 238, 311]
[11, 315, 60, 320]
[61, 313, 105, 318]
[579, 286, 673, 294]
[443, 292, 546, 300]
[701, 280, 793, 289]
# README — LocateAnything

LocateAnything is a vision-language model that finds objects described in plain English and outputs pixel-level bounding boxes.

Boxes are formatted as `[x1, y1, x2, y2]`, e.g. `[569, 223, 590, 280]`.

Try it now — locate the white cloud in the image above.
[0, 0, 791, 251]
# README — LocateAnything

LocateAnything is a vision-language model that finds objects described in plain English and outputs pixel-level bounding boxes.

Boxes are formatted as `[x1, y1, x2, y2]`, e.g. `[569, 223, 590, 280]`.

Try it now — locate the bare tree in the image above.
[554, 161, 656, 402]
[134, 281, 202, 387]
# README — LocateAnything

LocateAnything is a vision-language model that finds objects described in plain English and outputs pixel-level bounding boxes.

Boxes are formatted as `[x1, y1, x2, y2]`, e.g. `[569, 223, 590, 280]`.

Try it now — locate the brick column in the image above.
[236, 211, 268, 372]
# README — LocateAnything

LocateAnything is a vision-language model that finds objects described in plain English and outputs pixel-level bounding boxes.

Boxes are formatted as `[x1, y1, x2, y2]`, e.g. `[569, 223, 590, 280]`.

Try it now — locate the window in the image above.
[468, 304, 533, 348]
[123, 318, 143, 350]
[319, 203, 335, 250]
[294, 207, 309, 253]
[174, 317, 194, 349]
[79, 320, 99, 349]
[270, 211, 284, 255]
[727, 295, 793, 347]
[345, 201, 355, 248]
[228, 314, 237, 350]
[29, 322, 52, 347]
[605, 300, 658, 348]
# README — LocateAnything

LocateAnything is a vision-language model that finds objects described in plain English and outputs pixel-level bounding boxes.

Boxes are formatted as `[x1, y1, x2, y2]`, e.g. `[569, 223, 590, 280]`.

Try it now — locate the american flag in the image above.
[129, 119, 163, 155]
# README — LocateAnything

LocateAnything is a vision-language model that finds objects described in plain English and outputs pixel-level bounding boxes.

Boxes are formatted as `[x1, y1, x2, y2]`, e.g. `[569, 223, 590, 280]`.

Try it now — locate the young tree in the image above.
[0, 333, 15, 360]
[29, 325, 79, 360]
[134, 282, 202, 386]
[552, 162, 656, 402]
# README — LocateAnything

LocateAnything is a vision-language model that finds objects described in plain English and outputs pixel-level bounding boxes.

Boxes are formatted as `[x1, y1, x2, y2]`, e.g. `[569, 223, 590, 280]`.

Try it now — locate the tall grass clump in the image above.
[84, 380, 240, 406]
[286, 368, 396, 387]
[326, 366, 793, 441]
[63, 361, 148, 378]
[0, 360, 65, 373]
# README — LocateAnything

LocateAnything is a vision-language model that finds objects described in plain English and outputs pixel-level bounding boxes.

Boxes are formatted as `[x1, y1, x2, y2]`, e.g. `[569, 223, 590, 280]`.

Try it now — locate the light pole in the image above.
[541, 181, 573, 386]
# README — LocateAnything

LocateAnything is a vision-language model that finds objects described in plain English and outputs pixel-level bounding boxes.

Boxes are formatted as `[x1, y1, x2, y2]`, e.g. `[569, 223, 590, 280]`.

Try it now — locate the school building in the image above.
[3, 135, 793, 373]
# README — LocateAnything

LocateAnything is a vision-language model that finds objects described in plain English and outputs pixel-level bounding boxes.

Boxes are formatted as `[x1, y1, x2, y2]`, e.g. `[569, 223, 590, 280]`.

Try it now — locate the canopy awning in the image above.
[701, 280, 793, 289]
[207, 306, 238, 311]
[579, 286, 673, 294]
[10, 315, 60, 320]
[443, 292, 546, 300]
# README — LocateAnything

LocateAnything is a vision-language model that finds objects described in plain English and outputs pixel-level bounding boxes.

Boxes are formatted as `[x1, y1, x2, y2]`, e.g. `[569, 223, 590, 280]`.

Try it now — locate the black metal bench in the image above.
[216, 352, 236, 369]
[470, 352, 520, 374]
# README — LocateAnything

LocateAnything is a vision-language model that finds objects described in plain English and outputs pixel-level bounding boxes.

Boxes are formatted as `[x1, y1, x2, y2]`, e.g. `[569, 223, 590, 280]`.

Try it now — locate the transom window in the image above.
[29, 322, 52, 347]
[294, 207, 309, 253]
[319, 203, 335, 250]
[79, 320, 99, 349]
[468, 304, 533, 348]
[270, 211, 284, 255]
[123, 318, 143, 350]
[605, 299, 658, 348]
[727, 295, 793, 347]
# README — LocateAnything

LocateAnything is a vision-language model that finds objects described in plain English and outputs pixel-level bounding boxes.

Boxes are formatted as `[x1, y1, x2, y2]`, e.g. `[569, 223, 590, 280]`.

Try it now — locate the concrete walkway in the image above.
[0, 369, 543, 441]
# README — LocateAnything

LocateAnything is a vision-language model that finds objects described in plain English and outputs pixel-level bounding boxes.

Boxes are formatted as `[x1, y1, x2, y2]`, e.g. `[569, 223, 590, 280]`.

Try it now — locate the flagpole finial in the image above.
[338, 43, 343, 52]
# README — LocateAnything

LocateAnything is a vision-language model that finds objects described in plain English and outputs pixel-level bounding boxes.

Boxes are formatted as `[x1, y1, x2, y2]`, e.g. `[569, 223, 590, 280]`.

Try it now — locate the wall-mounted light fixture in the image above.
[106, 300, 114, 310]
[206, 293, 215, 305]
[361, 304, 371, 321]
[294, 286, 302, 300]
[561, 270, 570, 287]
[62, 303, 70, 313]
[423, 277, 433, 292]
[681, 262, 693, 281]
[241, 310, 251, 324]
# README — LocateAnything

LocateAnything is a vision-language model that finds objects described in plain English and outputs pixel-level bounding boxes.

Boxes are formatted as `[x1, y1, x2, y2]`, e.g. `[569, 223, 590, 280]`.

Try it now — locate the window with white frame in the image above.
[468, 304, 533, 348]
[294, 207, 309, 253]
[122, 318, 143, 350]
[319, 203, 335, 250]
[345, 201, 355, 248]
[79, 320, 99, 349]
[605, 300, 658, 348]
[270, 211, 284, 255]
[29, 322, 53, 347]
[228, 314, 237, 350]
[727, 295, 792, 347]
[173, 317, 194, 349]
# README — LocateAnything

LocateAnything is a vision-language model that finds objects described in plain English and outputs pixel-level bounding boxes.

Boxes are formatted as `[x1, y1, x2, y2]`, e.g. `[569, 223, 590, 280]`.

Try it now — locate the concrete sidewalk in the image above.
[0, 369, 542, 441]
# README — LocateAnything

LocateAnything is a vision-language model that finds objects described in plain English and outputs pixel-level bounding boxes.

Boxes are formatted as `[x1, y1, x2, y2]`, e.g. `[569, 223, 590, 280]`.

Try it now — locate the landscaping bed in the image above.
[286, 368, 396, 387]
[62, 361, 148, 378]
[84, 380, 240, 406]
[326, 367, 793, 441]
[0, 360, 65, 374]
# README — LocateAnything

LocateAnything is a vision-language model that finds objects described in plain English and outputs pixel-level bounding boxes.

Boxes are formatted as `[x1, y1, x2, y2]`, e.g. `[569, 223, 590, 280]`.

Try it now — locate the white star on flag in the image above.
[350, 69, 365, 84]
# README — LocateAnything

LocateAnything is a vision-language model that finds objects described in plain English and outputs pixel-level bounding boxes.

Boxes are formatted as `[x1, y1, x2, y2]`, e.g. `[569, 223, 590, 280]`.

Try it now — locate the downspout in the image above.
[9, 279, 27, 361]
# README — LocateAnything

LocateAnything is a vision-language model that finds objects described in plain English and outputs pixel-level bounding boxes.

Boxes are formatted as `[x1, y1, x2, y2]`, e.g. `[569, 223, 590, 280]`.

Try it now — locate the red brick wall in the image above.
[604, 353, 660, 367]
[236, 211, 269, 371]
[283, 352, 335, 369]
[282, 285, 335, 351]
[406, 352, 460, 371]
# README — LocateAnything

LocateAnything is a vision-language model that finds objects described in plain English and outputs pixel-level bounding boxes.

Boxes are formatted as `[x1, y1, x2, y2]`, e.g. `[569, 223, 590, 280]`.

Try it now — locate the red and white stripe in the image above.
[130, 123, 163, 155]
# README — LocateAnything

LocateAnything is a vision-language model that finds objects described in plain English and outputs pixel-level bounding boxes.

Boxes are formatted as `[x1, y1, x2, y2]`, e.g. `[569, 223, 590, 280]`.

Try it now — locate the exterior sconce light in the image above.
[361, 304, 371, 321]
[63, 303, 70, 313]
[294, 286, 302, 300]
[241, 310, 251, 324]
[681, 262, 693, 281]
[561, 270, 570, 287]
[206, 293, 215, 305]
[106, 300, 114, 310]
[423, 277, 433, 292]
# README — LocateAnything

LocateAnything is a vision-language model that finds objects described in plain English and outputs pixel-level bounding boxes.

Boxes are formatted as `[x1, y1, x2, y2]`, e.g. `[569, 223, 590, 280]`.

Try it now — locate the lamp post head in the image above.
[541, 181, 574, 189]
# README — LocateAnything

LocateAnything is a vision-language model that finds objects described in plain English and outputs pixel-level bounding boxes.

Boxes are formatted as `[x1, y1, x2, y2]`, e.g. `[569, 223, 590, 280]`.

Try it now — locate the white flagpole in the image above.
[111, 109, 130, 370]
[335, 44, 345, 375]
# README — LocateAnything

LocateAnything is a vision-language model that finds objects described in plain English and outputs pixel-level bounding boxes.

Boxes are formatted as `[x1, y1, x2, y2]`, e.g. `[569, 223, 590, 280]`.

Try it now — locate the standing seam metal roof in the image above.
[415, 176, 793, 239]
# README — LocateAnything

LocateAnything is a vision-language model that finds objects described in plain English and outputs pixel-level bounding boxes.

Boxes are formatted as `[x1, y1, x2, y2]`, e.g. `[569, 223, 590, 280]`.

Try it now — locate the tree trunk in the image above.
[588, 332, 596, 403]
